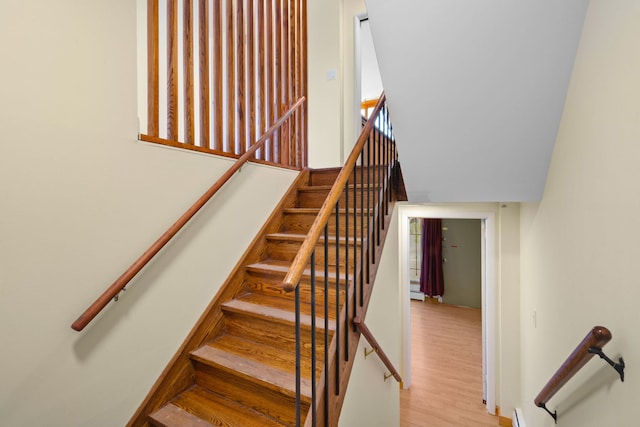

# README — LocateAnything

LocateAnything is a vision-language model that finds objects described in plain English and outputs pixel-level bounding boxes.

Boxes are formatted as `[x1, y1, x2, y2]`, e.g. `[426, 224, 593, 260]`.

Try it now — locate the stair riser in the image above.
[244, 272, 344, 313]
[297, 189, 379, 209]
[193, 361, 310, 426]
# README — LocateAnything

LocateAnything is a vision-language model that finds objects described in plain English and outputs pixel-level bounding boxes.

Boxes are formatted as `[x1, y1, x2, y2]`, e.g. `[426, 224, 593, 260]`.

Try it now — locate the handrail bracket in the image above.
[538, 403, 558, 424]
[588, 347, 625, 382]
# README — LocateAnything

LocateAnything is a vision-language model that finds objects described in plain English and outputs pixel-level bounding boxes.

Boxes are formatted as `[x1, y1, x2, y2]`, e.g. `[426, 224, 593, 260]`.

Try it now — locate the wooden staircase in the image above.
[130, 167, 382, 427]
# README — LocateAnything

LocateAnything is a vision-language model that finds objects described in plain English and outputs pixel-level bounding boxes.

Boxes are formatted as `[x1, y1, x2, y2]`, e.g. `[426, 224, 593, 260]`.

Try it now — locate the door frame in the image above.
[398, 204, 497, 415]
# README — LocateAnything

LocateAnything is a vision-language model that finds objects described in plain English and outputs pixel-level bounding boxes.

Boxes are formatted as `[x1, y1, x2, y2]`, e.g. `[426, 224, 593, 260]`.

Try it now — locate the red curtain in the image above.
[420, 218, 444, 297]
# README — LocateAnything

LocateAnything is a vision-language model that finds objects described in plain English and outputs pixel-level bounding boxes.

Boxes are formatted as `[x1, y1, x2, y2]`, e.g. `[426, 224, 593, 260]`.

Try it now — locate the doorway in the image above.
[398, 205, 497, 414]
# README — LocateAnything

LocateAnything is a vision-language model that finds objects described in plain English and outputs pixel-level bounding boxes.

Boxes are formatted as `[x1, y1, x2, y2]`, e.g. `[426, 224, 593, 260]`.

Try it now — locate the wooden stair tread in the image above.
[298, 184, 380, 191]
[149, 403, 218, 427]
[235, 292, 337, 319]
[190, 344, 313, 402]
[245, 259, 353, 283]
[266, 232, 363, 246]
[204, 334, 321, 378]
[221, 298, 337, 331]
[150, 386, 287, 427]
[283, 207, 365, 215]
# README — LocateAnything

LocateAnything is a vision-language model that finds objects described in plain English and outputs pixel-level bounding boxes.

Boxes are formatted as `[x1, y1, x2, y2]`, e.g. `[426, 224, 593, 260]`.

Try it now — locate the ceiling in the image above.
[364, 0, 590, 202]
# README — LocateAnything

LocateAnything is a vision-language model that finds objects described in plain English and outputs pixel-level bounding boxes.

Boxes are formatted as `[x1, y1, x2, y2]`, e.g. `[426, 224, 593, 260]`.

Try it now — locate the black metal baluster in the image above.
[344, 177, 349, 360]
[334, 201, 340, 395]
[376, 112, 381, 248]
[295, 281, 301, 427]
[366, 136, 371, 279]
[323, 224, 329, 426]
[310, 251, 316, 425]
[352, 168, 358, 322]
[360, 151, 365, 307]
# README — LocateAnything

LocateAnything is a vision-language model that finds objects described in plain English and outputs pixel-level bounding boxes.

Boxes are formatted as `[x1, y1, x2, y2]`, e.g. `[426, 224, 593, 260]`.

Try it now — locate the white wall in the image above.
[339, 206, 401, 427]
[520, 1, 640, 425]
[0, 1, 297, 425]
[307, 0, 366, 168]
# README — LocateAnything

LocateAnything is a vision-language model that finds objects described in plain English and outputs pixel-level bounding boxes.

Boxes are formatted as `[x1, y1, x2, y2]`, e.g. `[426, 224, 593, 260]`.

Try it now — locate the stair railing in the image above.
[353, 316, 402, 383]
[71, 97, 305, 332]
[141, 0, 307, 169]
[282, 93, 402, 426]
[534, 326, 625, 423]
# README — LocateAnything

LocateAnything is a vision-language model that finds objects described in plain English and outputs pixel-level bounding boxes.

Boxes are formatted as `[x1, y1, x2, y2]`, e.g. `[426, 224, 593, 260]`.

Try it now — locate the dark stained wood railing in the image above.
[281, 94, 404, 426]
[71, 97, 305, 332]
[534, 326, 619, 422]
[141, 0, 307, 169]
[353, 316, 402, 383]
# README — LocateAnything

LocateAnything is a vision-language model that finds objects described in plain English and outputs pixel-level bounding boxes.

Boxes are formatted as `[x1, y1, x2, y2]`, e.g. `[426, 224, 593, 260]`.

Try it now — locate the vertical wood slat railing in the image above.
[141, 0, 307, 169]
[534, 326, 625, 423]
[283, 94, 401, 426]
[71, 97, 305, 332]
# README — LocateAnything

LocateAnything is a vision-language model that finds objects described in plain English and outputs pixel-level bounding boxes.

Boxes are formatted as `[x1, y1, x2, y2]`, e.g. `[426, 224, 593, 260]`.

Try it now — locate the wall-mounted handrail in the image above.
[353, 316, 402, 382]
[534, 326, 625, 423]
[71, 97, 306, 332]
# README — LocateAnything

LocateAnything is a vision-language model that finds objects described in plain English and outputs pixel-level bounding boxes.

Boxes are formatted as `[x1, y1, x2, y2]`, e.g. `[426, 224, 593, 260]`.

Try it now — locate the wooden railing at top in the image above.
[142, 0, 308, 169]
[353, 317, 402, 383]
[71, 97, 305, 332]
[360, 98, 379, 119]
[534, 326, 612, 420]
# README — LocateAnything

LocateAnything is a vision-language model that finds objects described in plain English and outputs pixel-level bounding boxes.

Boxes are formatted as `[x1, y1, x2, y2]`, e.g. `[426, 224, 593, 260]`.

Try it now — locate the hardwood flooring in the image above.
[400, 301, 499, 427]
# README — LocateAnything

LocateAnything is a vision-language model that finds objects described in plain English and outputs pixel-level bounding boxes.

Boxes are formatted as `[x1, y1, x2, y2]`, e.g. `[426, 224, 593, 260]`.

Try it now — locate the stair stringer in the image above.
[127, 169, 312, 427]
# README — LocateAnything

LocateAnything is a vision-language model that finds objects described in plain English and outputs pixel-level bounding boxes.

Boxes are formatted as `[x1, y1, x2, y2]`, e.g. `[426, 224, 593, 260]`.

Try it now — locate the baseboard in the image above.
[498, 415, 512, 427]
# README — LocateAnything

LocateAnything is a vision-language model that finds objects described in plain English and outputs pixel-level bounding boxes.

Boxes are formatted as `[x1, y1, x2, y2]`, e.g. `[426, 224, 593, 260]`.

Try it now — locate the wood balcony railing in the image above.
[534, 326, 625, 423]
[71, 97, 305, 332]
[281, 93, 405, 426]
[141, 0, 307, 169]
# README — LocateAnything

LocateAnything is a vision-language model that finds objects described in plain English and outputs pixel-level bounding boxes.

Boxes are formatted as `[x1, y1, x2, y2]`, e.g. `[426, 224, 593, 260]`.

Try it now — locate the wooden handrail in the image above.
[353, 316, 402, 382]
[282, 94, 387, 292]
[534, 326, 611, 409]
[71, 97, 306, 332]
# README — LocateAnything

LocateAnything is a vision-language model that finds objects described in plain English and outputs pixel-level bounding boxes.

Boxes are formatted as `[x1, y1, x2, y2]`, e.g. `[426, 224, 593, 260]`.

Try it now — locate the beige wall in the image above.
[339, 206, 401, 427]
[520, 1, 640, 425]
[0, 1, 297, 425]
[307, 0, 366, 168]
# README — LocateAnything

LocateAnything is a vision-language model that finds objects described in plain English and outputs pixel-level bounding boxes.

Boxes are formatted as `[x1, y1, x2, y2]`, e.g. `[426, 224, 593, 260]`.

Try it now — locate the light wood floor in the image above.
[400, 300, 499, 427]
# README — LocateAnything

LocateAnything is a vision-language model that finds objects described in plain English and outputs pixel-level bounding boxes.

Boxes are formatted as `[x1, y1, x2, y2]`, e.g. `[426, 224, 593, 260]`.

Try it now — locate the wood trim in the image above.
[499, 416, 512, 427]
[534, 326, 612, 408]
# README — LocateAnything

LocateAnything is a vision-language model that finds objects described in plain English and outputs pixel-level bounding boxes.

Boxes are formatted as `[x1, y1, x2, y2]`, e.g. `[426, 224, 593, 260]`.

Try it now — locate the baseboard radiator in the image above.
[513, 408, 526, 427]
